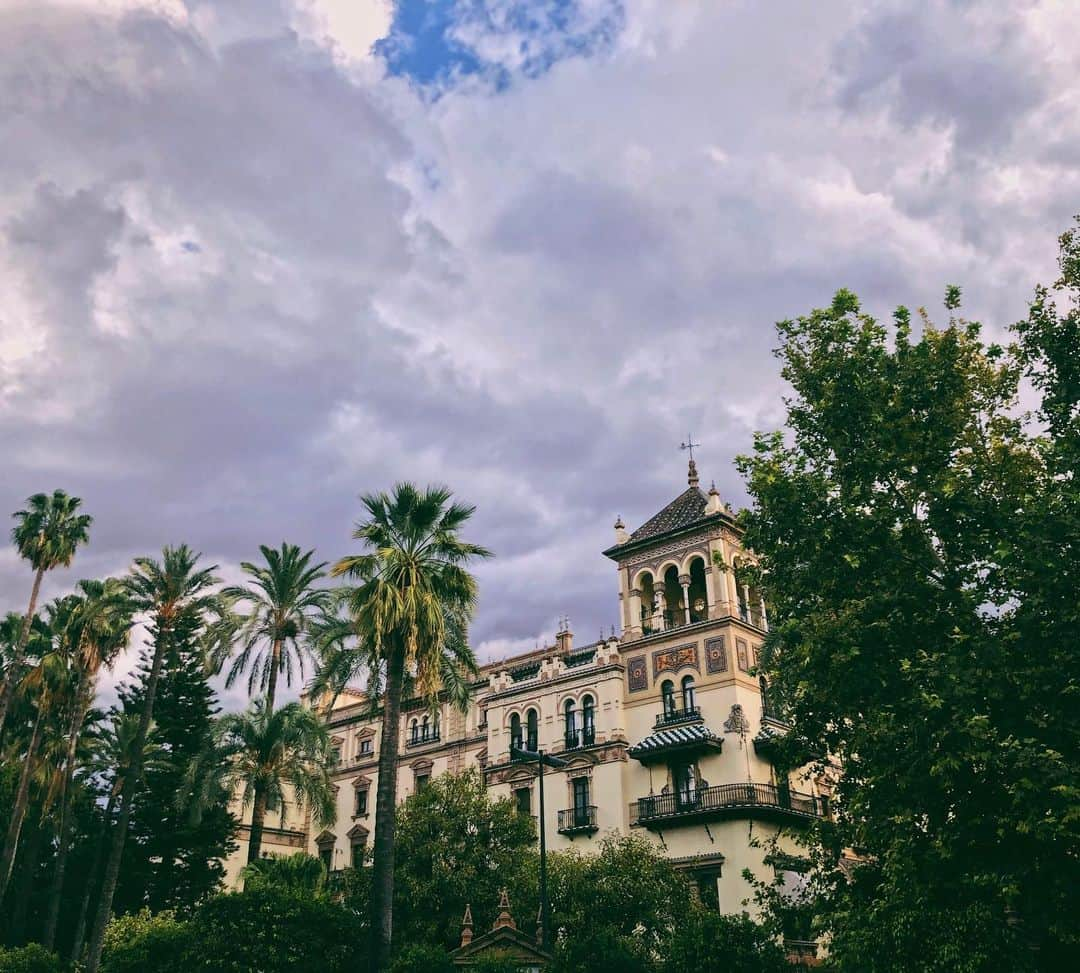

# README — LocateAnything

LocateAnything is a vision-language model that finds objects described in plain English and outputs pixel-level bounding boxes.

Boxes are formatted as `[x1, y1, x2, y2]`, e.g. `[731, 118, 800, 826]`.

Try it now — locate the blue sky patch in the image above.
[376, 0, 624, 91]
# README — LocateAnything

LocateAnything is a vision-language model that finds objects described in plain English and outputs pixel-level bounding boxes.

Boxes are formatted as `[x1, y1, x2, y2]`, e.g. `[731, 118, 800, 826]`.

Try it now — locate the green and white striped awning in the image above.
[629, 724, 723, 764]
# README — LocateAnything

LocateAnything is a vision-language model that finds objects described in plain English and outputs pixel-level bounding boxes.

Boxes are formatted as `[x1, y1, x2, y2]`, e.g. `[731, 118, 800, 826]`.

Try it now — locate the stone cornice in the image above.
[484, 663, 624, 702]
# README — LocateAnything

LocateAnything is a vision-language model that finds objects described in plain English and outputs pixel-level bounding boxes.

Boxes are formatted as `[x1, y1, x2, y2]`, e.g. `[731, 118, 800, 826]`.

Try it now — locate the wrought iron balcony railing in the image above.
[557, 805, 598, 835]
[630, 782, 821, 827]
[564, 726, 596, 749]
[654, 705, 702, 729]
[406, 730, 440, 747]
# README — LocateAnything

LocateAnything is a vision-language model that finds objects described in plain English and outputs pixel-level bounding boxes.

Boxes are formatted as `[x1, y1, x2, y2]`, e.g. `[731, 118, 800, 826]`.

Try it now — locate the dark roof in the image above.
[628, 723, 723, 760]
[629, 486, 710, 542]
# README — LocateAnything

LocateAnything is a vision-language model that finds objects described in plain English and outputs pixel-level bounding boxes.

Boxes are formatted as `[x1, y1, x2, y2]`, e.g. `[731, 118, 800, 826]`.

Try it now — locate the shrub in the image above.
[388, 943, 454, 973]
[0, 944, 65, 973]
[100, 909, 192, 973]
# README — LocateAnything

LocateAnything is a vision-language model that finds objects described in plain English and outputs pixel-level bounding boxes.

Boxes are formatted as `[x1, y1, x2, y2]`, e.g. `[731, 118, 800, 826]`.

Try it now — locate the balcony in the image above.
[630, 782, 823, 828]
[654, 705, 702, 729]
[406, 730, 440, 748]
[510, 736, 539, 756]
[564, 726, 596, 750]
[557, 805, 598, 837]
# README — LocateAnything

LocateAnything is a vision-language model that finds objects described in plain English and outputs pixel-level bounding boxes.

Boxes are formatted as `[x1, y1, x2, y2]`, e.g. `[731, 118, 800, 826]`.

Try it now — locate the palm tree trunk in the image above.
[266, 638, 282, 712]
[8, 820, 46, 947]
[243, 638, 282, 869]
[83, 624, 170, 973]
[246, 789, 269, 865]
[70, 790, 116, 966]
[369, 640, 406, 973]
[43, 680, 90, 949]
[0, 705, 45, 898]
[0, 566, 44, 739]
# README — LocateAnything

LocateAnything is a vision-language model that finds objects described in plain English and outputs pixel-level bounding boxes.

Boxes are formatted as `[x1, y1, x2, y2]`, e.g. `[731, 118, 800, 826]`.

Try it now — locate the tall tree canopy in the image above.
[737, 222, 1080, 971]
[331, 483, 490, 972]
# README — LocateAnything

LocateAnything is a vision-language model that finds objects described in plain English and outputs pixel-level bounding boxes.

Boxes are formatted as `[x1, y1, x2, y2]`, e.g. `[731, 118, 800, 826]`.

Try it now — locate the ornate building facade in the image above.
[223, 462, 828, 915]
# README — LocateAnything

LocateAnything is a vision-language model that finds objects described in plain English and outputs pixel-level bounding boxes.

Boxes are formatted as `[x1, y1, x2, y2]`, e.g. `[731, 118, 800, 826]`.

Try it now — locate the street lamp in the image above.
[510, 743, 568, 953]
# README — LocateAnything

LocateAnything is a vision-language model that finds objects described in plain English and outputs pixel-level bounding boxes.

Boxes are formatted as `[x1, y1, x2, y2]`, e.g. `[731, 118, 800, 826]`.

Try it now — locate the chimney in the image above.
[556, 617, 573, 654]
[613, 515, 628, 545]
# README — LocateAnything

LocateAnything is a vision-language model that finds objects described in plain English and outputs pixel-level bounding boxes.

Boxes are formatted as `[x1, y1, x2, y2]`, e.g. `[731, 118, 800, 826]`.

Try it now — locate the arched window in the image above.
[510, 713, 522, 751]
[410, 719, 418, 743]
[681, 675, 696, 712]
[639, 573, 656, 633]
[661, 679, 676, 716]
[421, 715, 429, 741]
[526, 708, 538, 751]
[582, 695, 595, 745]
[688, 556, 709, 622]
[564, 699, 578, 747]
[433, 713, 441, 739]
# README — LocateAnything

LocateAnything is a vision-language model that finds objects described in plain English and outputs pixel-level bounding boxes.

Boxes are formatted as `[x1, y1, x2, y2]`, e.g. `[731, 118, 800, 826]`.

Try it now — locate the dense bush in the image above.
[100, 887, 367, 973]
[661, 909, 788, 973]
[0, 944, 65, 973]
[387, 943, 454, 973]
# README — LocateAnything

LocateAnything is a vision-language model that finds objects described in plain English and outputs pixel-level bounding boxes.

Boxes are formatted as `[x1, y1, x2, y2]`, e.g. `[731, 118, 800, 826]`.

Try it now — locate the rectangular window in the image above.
[514, 787, 532, 815]
[359, 738, 373, 756]
[351, 841, 366, 869]
[330, 746, 341, 766]
[355, 789, 368, 816]
[319, 846, 332, 872]
[415, 774, 430, 791]
[266, 793, 281, 813]
[572, 777, 589, 826]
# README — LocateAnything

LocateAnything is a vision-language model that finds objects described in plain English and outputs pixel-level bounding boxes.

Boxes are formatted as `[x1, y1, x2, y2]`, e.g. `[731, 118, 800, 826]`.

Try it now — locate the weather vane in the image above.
[680, 434, 700, 461]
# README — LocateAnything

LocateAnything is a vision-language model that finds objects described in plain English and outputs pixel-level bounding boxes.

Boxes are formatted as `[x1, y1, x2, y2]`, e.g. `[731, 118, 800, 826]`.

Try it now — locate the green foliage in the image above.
[387, 943, 454, 973]
[0, 944, 65, 973]
[10, 490, 92, 573]
[660, 909, 787, 973]
[466, 955, 526, 973]
[100, 910, 189, 973]
[392, 769, 536, 949]
[100, 888, 368, 973]
[113, 608, 236, 915]
[736, 220, 1080, 970]
[187, 886, 366, 973]
[240, 852, 326, 895]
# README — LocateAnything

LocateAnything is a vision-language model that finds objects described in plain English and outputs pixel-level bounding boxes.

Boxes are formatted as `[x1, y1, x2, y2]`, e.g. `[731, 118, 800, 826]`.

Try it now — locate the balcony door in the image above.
[572, 777, 590, 827]
[674, 763, 697, 808]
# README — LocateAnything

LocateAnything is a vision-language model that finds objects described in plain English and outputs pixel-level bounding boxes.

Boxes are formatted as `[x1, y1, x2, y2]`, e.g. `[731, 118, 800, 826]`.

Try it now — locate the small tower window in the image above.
[526, 708, 538, 751]
[510, 713, 522, 751]
[564, 699, 578, 747]
[582, 695, 595, 744]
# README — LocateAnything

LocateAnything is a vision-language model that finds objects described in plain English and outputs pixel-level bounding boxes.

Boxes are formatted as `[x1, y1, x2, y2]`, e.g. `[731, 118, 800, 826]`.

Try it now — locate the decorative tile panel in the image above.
[627, 656, 648, 692]
[705, 636, 727, 674]
[651, 642, 699, 678]
[735, 637, 750, 672]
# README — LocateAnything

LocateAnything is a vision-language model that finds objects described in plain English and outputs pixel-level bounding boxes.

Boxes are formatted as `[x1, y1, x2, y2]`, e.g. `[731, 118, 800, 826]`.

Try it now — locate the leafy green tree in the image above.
[1, 491, 92, 736]
[392, 769, 536, 950]
[0, 943, 65, 973]
[100, 887, 368, 973]
[737, 227, 1080, 971]
[331, 483, 491, 971]
[209, 700, 336, 864]
[114, 608, 236, 915]
[547, 834, 694, 970]
[660, 910, 787, 973]
[84, 546, 221, 973]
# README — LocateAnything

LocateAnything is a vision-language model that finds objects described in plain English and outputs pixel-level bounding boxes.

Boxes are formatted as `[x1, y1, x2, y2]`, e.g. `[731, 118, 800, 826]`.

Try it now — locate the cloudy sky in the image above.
[2, 0, 1078, 708]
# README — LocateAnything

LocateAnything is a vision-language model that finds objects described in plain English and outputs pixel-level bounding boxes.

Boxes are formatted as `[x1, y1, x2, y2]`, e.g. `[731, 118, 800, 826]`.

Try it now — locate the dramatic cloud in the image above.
[1, 0, 1077, 707]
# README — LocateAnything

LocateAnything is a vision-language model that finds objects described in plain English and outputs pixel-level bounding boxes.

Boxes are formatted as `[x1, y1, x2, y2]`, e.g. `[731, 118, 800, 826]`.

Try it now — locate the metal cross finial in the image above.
[680, 434, 700, 461]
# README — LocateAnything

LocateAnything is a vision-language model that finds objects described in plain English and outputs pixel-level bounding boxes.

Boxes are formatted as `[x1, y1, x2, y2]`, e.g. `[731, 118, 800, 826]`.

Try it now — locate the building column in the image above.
[679, 574, 692, 625]
[628, 588, 642, 638]
[654, 587, 667, 631]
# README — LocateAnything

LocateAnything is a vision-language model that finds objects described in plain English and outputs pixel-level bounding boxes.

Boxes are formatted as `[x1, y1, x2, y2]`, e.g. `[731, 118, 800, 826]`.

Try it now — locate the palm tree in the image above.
[42, 578, 134, 949]
[84, 545, 220, 973]
[0, 490, 92, 736]
[331, 483, 490, 971]
[209, 700, 336, 865]
[240, 851, 327, 894]
[0, 615, 72, 899]
[70, 711, 167, 966]
[213, 543, 330, 712]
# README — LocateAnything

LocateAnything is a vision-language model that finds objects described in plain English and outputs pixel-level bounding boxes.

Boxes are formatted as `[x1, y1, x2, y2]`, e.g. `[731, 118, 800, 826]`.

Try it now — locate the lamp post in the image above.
[510, 743, 568, 952]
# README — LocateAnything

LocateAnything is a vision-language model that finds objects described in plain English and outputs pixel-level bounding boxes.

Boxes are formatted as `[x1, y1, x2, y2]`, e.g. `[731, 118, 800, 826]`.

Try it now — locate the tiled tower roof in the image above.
[628, 486, 710, 542]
